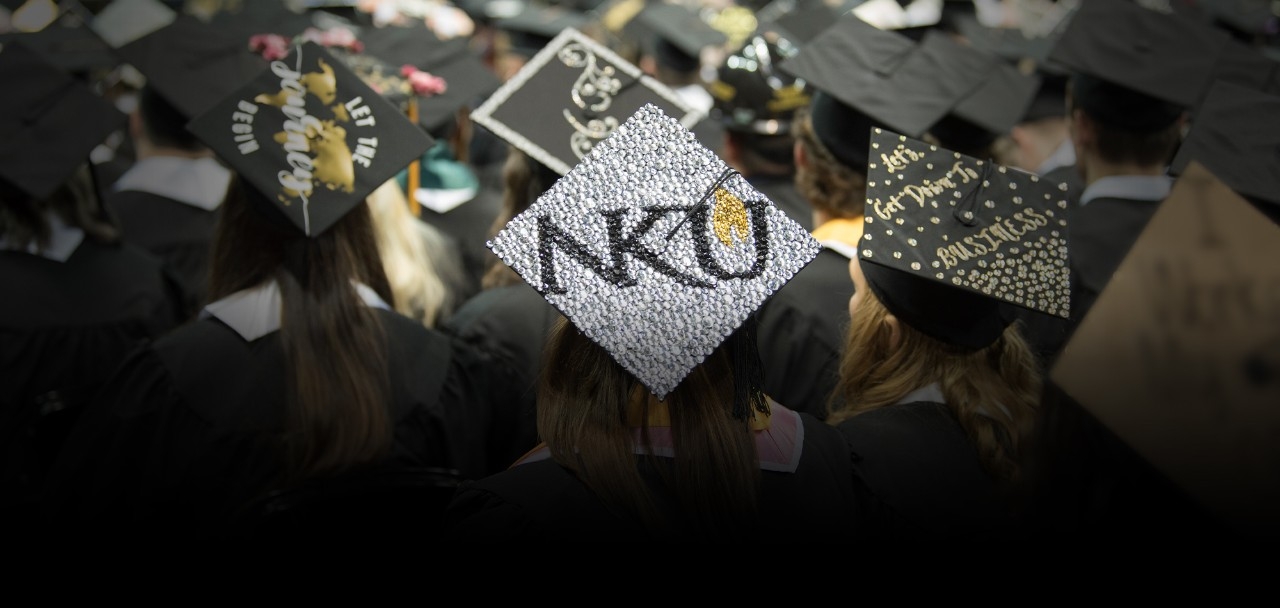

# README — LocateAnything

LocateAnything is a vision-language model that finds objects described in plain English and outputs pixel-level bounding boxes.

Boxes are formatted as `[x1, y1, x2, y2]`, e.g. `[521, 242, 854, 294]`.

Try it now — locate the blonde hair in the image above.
[366, 180, 451, 328]
[792, 108, 868, 220]
[829, 289, 1042, 482]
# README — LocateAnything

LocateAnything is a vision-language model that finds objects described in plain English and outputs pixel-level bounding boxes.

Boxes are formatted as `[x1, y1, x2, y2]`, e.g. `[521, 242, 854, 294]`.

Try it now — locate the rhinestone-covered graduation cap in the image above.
[860, 127, 1071, 347]
[1051, 161, 1280, 538]
[489, 104, 821, 398]
[0, 41, 125, 199]
[186, 41, 434, 237]
[471, 27, 701, 176]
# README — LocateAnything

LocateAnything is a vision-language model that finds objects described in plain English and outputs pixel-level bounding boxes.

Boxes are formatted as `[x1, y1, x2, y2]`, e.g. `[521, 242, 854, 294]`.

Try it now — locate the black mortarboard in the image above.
[1171, 81, 1280, 210]
[1051, 161, 1280, 538]
[1020, 69, 1069, 123]
[860, 127, 1072, 349]
[89, 0, 176, 48]
[489, 103, 820, 399]
[470, 27, 700, 176]
[1207, 37, 1280, 99]
[111, 15, 269, 120]
[778, 14, 991, 168]
[1048, 0, 1228, 128]
[186, 41, 433, 237]
[496, 2, 589, 58]
[359, 23, 500, 136]
[0, 7, 114, 74]
[1200, 0, 1280, 38]
[638, 2, 727, 72]
[923, 30, 1040, 151]
[759, 0, 842, 47]
[0, 41, 125, 199]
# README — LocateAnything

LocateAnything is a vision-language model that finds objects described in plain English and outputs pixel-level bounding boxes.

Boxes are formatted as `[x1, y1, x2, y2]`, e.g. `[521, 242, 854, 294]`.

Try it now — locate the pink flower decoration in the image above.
[248, 33, 290, 61]
[400, 65, 447, 96]
[301, 26, 364, 52]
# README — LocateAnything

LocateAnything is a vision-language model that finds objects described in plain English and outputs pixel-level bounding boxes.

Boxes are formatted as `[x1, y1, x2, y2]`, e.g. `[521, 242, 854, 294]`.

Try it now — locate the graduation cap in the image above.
[637, 2, 727, 73]
[860, 127, 1072, 349]
[0, 40, 125, 199]
[89, 0, 176, 48]
[470, 27, 701, 176]
[922, 30, 1041, 154]
[1019, 68, 1069, 123]
[186, 41, 434, 236]
[710, 34, 810, 136]
[1047, 0, 1229, 129]
[0, 4, 114, 74]
[359, 23, 500, 136]
[777, 14, 991, 169]
[1050, 161, 1280, 539]
[488, 103, 821, 399]
[757, 0, 842, 47]
[1171, 81, 1280, 211]
[111, 15, 269, 121]
[1206, 37, 1280, 99]
[851, 0, 943, 32]
[495, 2, 589, 58]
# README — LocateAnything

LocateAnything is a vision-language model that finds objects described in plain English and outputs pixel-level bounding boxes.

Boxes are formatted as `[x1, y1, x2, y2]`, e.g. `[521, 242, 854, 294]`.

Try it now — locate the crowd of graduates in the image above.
[2, 0, 1278, 542]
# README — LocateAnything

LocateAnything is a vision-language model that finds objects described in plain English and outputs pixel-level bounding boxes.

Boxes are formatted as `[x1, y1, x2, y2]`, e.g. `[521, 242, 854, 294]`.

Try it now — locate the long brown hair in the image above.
[829, 290, 1042, 482]
[792, 108, 868, 220]
[482, 147, 561, 289]
[538, 317, 762, 540]
[207, 176, 394, 483]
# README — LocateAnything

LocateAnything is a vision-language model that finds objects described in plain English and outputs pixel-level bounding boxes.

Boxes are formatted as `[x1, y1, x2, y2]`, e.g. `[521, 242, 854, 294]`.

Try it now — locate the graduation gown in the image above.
[39, 300, 499, 539]
[836, 393, 1023, 541]
[755, 218, 859, 418]
[1, 238, 184, 508]
[442, 282, 559, 473]
[442, 403, 859, 542]
[106, 189, 218, 316]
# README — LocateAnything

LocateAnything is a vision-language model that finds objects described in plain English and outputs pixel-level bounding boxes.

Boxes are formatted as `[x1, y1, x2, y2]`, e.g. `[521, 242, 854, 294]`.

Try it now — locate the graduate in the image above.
[39, 40, 506, 539]
[104, 15, 268, 317]
[443, 104, 859, 542]
[0, 41, 185, 516]
[832, 127, 1073, 541]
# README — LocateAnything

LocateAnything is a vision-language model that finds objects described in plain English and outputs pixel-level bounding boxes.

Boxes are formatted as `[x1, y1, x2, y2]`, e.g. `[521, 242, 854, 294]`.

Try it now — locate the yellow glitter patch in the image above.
[712, 188, 750, 247]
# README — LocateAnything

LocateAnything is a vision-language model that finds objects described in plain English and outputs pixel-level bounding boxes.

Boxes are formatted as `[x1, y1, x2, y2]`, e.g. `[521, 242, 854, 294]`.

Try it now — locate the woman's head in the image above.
[1, 163, 118, 249]
[835, 256, 1042, 482]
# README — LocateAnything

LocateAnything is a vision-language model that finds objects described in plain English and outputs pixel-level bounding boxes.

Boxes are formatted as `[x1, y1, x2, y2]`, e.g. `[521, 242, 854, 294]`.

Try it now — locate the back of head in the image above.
[482, 147, 559, 289]
[791, 104, 869, 220]
[1, 163, 119, 250]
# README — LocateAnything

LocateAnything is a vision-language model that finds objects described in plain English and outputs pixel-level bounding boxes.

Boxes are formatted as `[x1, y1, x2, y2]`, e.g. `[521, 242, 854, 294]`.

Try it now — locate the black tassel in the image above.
[730, 316, 769, 422]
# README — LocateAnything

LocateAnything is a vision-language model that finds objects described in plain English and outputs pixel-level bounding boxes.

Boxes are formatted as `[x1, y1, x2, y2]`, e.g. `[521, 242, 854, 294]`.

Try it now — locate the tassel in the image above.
[730, 316, 768, 423]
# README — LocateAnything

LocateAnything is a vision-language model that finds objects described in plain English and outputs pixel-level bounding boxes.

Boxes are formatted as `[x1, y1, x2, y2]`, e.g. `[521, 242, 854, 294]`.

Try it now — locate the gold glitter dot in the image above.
[911, 262, 921, 270]
[863, 249, 873, 257]
[926, 163, 934, 170]
[907, 238, 917, 246]
[874, 128, 882, 134]
[930, 217, 940, 224]
[893, 252, 902, 259]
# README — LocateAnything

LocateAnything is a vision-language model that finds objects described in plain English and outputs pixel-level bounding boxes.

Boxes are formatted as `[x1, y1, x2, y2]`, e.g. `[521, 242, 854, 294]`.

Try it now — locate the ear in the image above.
[793, 138, 807, 170]
[1069, 108, 1093, 149]
[128, 107, 145, 143]
[884, 313, 902, 350]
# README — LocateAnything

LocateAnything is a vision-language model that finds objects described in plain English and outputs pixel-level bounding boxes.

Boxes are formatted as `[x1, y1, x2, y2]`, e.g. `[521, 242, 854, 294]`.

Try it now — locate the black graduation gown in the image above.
[749, 173, 812, 231]
[442, 406, 859, 542]
[755, 247, 853, 419]
[442, 282, 559, 473]
[0, 240, 184, 509]
[38, 308, 499, 539]
[837, 401, 1023, 541]
[105, 189, 219, 317]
